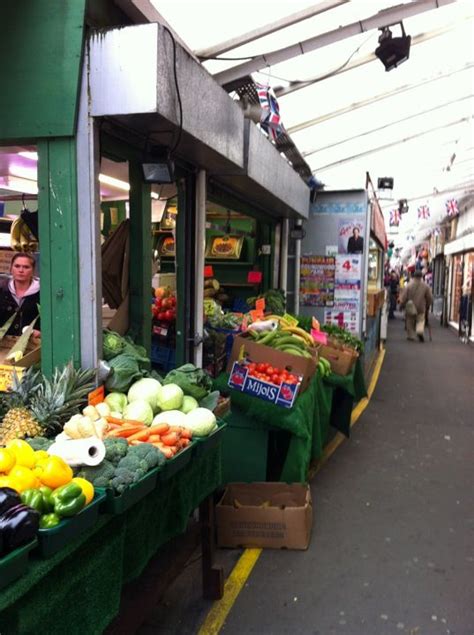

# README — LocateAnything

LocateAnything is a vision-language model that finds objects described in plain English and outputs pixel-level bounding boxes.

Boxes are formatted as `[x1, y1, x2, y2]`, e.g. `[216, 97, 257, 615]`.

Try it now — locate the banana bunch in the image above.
[249, 325, 315, 358]
[318, 356, 331, 378]
[10, 217, 38, 252]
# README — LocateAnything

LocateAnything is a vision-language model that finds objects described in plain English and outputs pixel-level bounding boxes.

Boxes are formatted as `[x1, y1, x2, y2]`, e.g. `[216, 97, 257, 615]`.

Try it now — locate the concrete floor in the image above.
[141, 316, 474, 635]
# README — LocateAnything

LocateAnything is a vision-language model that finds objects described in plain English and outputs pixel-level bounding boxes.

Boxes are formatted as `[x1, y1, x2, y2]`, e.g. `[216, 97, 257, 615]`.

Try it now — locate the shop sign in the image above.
[228, 362, 300, 408]
[371, 199, 387, 248]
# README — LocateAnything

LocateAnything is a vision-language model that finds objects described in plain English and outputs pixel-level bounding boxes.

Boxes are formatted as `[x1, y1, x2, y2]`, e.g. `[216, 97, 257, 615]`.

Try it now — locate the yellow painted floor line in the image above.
[198, 548, 262, 635]
[199, 347, 386, 635]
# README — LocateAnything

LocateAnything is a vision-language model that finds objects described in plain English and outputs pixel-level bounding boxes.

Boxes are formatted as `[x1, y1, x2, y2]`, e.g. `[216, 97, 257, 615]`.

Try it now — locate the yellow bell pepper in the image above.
[34, 450, 50, 464]
[34, 455, 73, 489]
[71, 477, 94, 505]
[6, 439, 36, 469]
[0, 475, 18, 491]
[7, 465, 40, 492]
[0, 448, 16, 473]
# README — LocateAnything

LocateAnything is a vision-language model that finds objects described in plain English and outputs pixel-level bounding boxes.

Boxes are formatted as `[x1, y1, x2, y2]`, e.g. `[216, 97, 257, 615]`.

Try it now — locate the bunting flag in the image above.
[256, 83, 283, 141]
[418, 204, 430, 219]
[389, 208, 401, 226]
[446, 198, 459, 217]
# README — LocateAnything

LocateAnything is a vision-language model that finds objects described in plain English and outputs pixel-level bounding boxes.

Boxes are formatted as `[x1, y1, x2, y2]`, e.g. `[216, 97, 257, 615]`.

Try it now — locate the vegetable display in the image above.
[321, 324, 364, 353]
[245, 362, 300, 385]
[317, 357, 332, 378]
[162, 364, 213, 401]
[0, 488, 40, 557]
[247, 289, 286, 315]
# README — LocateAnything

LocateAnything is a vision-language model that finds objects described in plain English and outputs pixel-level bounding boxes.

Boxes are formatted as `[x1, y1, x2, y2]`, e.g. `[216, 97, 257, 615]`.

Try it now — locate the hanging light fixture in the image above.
[375, 22, 411, 72]
[141, 146, 175, 184]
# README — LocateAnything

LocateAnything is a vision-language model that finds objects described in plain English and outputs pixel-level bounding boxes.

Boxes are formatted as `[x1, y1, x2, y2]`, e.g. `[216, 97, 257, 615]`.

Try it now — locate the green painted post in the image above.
[128, 161, 152, 355]
[37, 138, 81, 374]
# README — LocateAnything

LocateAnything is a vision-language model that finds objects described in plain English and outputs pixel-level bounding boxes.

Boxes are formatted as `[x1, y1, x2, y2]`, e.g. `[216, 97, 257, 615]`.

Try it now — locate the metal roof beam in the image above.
[302, 94, 474, 158]
[312, 116, 474, 173]
[275, 15, 473, 98]
[196, 0, 348, 58]
[287, 62, 474, 134]
[214, 0, 456, 86]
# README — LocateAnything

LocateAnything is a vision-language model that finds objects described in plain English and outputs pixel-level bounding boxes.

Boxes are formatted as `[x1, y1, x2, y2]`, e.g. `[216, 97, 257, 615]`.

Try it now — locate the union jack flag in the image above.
[256, 83, 283, 141]
[389, 209, 401, 226]
[446, 198, 459, 217]
[418, 204, 430, 219]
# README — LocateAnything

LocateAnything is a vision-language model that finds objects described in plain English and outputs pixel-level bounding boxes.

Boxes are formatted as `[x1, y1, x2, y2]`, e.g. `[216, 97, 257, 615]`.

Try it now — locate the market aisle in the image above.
[216, 317, 474, 635]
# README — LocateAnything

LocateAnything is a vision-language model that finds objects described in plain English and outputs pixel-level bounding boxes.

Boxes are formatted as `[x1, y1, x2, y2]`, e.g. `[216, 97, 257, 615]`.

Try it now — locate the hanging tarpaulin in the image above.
[256, 83, 284, 141]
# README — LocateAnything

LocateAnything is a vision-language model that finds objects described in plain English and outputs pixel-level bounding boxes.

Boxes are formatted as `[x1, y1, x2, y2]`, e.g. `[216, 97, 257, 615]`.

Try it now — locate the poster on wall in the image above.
[338, 217, 365, 254]
[324, 301, 360, 334]
[334, 282, 361, 301]
[300, 256, 335, 306]
[335, 254, 362, 280]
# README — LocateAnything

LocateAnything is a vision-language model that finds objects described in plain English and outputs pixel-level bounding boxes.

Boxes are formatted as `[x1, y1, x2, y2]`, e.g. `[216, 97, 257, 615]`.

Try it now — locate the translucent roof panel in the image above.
[152, 0, 474, 238]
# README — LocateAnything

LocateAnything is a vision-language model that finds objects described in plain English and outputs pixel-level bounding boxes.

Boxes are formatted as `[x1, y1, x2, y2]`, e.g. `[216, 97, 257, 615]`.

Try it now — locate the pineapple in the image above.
[0, 363, 96, 445]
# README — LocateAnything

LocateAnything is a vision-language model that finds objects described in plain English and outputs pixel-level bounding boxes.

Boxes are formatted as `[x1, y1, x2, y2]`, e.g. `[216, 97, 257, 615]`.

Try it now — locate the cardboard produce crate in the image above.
[226, 334, 317, 394]
[317, 342, 357, 376]
[216, 482, 313, 550]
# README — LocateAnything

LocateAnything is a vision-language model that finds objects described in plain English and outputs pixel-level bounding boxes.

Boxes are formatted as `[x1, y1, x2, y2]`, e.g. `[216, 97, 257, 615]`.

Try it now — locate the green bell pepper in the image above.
[51, 483, 86, 518]
[39, 513, 61, 529]
[21, 489, 45, 514]
[20, 486, 54, 514]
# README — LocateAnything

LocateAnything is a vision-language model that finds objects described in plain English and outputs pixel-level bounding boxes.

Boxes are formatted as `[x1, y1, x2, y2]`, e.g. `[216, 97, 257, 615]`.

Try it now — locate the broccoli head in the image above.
[76, 459, 116, 488]
[127, 443, 166, 470]
[103, 437, 129, 466]
[110, 467, 139, 494]
[26, 436, 53, 451]
[116, 453, 147, 478]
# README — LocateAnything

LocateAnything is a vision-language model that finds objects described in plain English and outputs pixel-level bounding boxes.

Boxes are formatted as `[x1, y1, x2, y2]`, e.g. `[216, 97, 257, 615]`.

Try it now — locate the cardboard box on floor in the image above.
[216, 482, 313, 550]
[317, 342, 357, 376]
[226, 334, 317, 394]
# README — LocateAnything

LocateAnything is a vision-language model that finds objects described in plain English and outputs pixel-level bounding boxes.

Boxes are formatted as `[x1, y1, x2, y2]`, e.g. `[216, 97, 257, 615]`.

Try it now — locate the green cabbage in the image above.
[128, 378, 162, 414]
[157, 383, 184, 411]
[105, 354, 143, 393]
[123, 400, 154, 426]
[180, 395, 199, 414]
[185, 408, 217, 437]
[103, 330, 126, 360]
[105, 392, 128, 414]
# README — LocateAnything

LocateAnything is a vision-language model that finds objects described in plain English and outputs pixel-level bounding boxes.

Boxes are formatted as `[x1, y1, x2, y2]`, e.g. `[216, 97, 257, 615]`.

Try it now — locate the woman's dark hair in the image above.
[10, 252, 36, 270]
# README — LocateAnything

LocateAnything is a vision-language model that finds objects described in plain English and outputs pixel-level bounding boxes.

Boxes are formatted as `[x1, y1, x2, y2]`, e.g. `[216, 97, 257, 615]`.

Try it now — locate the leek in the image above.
[5, 316, 39, 363]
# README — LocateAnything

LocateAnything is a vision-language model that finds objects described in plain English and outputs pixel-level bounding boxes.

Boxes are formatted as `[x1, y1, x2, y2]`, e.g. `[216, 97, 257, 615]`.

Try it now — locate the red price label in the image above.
[204, 265, 214, 278]
[247, 271, 262, 284]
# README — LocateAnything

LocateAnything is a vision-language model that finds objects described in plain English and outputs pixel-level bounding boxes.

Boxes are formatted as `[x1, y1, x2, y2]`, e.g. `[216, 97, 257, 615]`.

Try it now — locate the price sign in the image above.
[204, 265, 214, 278]
[247, 271, 262, 284]
[255, 298, 266, 313]
[88, 385, 104, 406]
[250, 309, 264, 321]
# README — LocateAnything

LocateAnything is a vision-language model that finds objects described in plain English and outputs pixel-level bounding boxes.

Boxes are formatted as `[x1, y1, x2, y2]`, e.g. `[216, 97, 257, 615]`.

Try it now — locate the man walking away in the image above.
[399, 271, 433, 342]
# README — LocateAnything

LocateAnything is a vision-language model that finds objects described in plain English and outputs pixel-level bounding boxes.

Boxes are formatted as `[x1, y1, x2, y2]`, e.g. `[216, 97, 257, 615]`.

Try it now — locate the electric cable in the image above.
[163, 27, 184, 156]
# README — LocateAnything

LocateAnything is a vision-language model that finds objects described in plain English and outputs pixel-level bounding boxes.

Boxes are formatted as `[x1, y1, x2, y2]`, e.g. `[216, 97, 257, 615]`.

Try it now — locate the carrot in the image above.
[180, 438, 191, 448]
[152, 443, 174, 458]
[180, 428, 193, 440]
[129, 440, 144, 446]
[107, 425, 146, 438]
[148, 434, 162, 443]
[160, 431, 181, 447]
[106, 416, 126, 426]
[126, 428, 153, 443]
[167, 426, 183, 435]
[149, 423, 170, 435]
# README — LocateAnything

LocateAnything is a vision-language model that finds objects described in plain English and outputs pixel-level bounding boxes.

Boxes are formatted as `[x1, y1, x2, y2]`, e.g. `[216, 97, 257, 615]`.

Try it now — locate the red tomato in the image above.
[248, 362, 257, 372]
[165, 309, 174, 321]
[256, 363, 267, 373]
[266, 366, 274, 376]
[170, 297, 177, 307]
[158, 311, 167, 321]
[271, 373, 281, 385]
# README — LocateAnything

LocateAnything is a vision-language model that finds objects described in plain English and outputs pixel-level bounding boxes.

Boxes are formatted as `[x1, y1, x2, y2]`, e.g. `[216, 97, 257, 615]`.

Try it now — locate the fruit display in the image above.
[10, 216, 38, 252]
[0, 364, 96, 445]
[245, 362, 300, 386]
[317, 357, 332, 378]
[248, 321, 316, 359]
[152, 285, 177, 323]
